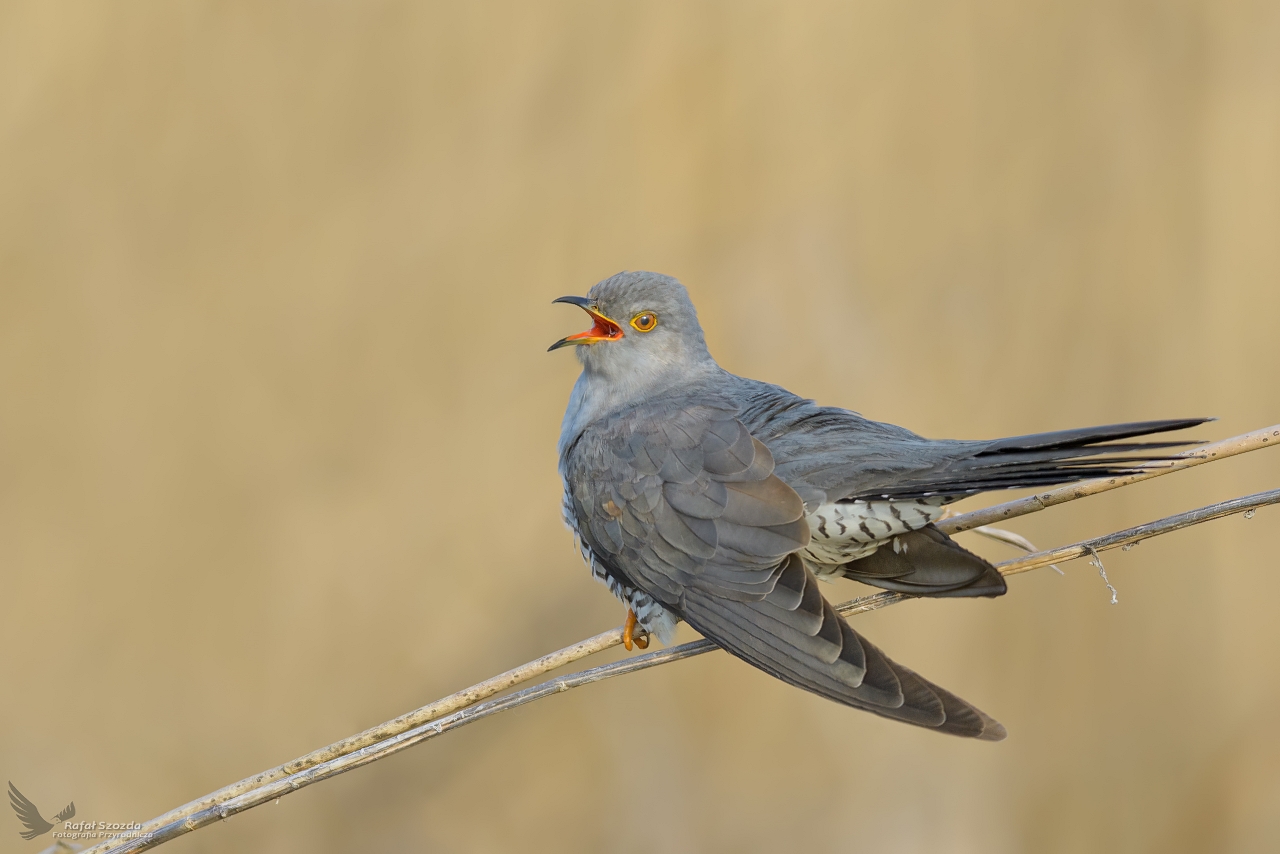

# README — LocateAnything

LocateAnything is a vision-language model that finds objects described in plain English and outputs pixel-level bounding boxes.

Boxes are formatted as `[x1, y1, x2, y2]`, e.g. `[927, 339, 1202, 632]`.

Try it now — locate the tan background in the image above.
[2, 2, 1279, 852]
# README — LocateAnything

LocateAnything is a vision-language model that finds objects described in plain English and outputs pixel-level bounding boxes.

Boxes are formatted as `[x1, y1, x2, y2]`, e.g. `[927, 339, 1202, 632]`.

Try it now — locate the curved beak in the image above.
[548, 296, 625, 351]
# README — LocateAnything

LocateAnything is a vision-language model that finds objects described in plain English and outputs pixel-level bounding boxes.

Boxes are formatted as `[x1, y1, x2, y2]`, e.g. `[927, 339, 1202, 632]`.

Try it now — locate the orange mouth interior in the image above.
[564, 310, 624, 344]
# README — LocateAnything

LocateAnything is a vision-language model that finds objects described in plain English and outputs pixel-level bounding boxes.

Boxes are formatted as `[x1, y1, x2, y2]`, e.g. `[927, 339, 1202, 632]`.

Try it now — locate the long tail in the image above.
[862, 417, 1212, 500]
[836, 418, 1211, 597]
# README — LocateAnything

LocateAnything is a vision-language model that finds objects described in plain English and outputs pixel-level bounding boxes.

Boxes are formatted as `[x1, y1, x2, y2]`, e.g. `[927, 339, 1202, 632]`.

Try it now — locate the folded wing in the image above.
[564, 399, 1006, 739]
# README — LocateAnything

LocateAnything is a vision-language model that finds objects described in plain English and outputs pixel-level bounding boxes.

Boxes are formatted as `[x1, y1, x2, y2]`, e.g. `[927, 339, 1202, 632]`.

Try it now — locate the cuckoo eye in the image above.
[630, 312, 658, 332]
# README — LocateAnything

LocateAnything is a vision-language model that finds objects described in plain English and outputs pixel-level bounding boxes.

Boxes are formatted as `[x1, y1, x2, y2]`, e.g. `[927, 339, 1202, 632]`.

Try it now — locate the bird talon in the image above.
[623, 609, 650, 651]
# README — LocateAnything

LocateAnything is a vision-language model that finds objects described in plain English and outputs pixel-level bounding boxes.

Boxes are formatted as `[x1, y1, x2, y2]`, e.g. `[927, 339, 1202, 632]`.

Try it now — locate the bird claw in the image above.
[623, 609, 650, 651]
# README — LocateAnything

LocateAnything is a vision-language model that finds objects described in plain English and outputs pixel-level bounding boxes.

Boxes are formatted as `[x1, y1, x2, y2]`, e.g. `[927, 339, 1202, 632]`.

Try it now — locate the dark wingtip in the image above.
[1141, 416, 1216, 429]
[979, 417, 1217, 456]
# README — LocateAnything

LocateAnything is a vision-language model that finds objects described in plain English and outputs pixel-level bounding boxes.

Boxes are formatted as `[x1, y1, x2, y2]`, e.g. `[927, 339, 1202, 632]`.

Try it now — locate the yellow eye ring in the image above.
[630, 312, 658, 332]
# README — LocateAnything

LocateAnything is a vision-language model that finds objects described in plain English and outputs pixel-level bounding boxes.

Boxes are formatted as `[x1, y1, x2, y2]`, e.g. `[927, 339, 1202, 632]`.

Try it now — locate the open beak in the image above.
[548, 296, 625, 351]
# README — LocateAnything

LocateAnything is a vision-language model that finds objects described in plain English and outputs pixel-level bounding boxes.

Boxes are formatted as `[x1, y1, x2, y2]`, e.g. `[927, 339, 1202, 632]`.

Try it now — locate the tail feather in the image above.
[860, 418, 1211, 500]
[974, 442, 1194, 466]
[840, 526, 1007, 598]
[978, 418, 1212, 454]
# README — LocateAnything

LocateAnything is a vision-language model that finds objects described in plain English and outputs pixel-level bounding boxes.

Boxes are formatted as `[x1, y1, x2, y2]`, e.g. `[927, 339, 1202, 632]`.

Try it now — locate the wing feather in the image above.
[564, 398, 1007, 739]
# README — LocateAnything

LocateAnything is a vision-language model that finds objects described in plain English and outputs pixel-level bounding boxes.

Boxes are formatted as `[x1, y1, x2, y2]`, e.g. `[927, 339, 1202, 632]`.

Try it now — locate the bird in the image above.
[8, 781, 75, 841]
[550, 271, 1207, 740]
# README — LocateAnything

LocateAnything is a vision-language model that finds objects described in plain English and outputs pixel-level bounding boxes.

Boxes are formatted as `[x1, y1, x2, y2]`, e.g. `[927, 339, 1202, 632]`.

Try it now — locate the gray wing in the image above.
[565, 400, 1006, 739]
[730, 378, 1205, 596]
[731, 378, 1208, 504]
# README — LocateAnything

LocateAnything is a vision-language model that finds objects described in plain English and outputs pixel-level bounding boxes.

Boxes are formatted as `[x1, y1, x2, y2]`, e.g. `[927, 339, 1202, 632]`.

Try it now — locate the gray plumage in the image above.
[553, 271, 1208, 740]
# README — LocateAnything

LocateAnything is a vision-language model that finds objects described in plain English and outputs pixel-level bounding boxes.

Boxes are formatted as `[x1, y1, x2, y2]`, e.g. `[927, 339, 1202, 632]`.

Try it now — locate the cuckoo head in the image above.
[548, 271, 713, 384]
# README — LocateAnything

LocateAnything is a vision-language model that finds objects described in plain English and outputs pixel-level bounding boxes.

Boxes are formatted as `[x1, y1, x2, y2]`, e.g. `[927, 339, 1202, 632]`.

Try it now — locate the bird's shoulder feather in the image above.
[562, 398, 810, 606]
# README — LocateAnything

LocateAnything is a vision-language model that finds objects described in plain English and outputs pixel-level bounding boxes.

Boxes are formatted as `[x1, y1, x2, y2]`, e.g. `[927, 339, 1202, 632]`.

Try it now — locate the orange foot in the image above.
[623, 609, 650, 651]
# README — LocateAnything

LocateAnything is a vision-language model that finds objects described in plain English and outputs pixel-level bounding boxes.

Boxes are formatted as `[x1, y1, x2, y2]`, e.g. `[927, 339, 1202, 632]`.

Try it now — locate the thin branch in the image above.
[837, 487, 1280, 617]
[82, 425, 1277, 854]
[77, 424, 1279, 854]
[932, 423, 1278, 569]
[97, 629, 630, 850]
[88, 486, 1279, 854]
[937, 422, 1279, 534]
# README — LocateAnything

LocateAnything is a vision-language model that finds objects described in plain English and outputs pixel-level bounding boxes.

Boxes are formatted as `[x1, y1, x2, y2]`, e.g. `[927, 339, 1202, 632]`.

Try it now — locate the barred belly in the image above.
[801, 497, 947, 576]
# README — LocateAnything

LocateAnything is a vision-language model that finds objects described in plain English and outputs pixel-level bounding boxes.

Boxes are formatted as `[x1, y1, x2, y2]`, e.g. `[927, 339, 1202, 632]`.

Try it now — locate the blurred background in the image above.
[2, 2, 1278, 852]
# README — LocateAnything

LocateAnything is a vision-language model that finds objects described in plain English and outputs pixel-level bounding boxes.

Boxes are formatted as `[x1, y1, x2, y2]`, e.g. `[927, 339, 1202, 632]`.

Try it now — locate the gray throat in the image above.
[557, 360, 723, 463]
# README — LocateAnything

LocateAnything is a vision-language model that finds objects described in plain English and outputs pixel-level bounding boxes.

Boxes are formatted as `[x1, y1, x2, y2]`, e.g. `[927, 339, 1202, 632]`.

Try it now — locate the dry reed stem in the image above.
[937, 423, 1279, 534]
[94, 488, 1280, 854]
[84, 629, 628, 853]
[79, 425, 1279, 854]
[837, 487, 1280, 617]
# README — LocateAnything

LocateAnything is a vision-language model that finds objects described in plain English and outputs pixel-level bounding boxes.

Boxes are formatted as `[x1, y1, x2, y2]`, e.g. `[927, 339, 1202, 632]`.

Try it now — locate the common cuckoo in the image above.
[551, 271, 1205, 739]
